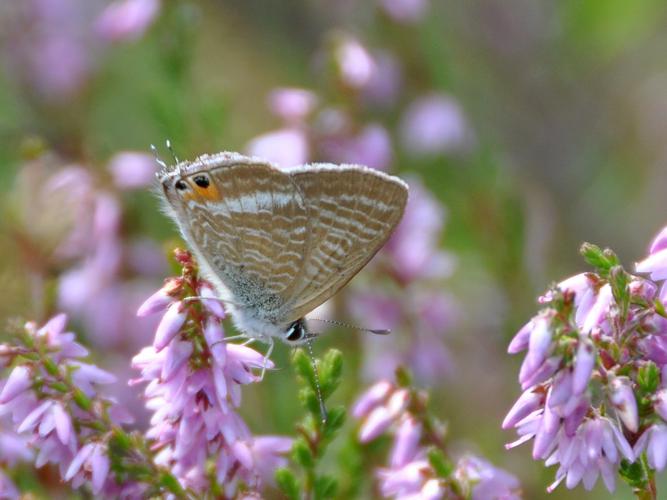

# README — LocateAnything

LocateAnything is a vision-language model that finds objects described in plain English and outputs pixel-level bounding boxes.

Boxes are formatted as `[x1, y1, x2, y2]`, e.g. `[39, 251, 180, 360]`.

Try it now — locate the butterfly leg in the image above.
[259, 337, 274, 382]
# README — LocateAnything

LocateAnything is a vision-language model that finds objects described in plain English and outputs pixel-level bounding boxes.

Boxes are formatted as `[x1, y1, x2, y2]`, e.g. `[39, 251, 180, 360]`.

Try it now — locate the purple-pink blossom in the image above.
[133, 251, 291, 494]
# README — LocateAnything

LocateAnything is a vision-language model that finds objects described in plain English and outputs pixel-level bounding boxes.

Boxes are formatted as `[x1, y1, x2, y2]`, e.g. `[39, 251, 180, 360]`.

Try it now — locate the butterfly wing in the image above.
[280, 164, 408, 321]
[168, 160, 309, 316]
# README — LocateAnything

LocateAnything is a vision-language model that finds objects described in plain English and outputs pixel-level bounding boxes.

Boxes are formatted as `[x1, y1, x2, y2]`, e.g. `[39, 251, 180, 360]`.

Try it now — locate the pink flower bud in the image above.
[153, 302, 187, 351]
[352, 380, 393, 418]
[610, 377, 638, 433]
[572, 339, 595, 395]
[503, 389, 543, 430]
[137, 288, 173, 317]
[0, 366, 32, 404]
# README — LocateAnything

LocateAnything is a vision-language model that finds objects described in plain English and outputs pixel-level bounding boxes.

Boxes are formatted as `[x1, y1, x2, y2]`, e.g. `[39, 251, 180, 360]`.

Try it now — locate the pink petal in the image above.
[0, 366, 32, 404]
[153, 302, 187, 351]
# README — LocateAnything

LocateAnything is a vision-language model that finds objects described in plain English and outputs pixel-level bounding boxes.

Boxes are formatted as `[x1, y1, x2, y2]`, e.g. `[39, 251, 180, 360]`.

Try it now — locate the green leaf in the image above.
[395, 366, 413, 388]
[275, 467, 300, 500]
[428, 448, 453, 478]
[580, 243, 619, 276]
[322, 406, 346, 440]
[314, 474, 337, 500]
[637, 362, 659, 394]
[72, 389, 92, 411]
[655, 298, 667, 318]
[292, 438, 315, 469]
[619, 458, 647, 490]
[159, 471, 186, 495]
[299, 387, 322, 416]
[320, 349, 343, 396]
[292, 349, 317, 389]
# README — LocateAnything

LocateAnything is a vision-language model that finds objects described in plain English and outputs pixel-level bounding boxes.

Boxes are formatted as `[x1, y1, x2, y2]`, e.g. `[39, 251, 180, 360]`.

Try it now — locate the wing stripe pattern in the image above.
[280, 165, 408, 321]
[182, 163, 309, 317]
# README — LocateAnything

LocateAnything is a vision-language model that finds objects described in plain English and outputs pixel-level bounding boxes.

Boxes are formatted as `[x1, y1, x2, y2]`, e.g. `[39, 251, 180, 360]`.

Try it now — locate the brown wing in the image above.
[280, 165, 408, 321]
[177, 162, 309, 315]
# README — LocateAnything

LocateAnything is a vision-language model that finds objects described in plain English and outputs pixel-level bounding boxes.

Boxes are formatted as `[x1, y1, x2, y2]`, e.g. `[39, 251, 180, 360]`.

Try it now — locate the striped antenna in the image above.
[305, 338, 328, 423]
[308, 317, 390, 336]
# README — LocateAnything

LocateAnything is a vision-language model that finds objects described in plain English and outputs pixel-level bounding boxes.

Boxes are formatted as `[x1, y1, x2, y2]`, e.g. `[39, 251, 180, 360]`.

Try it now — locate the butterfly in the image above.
[157, 151, 408, 347]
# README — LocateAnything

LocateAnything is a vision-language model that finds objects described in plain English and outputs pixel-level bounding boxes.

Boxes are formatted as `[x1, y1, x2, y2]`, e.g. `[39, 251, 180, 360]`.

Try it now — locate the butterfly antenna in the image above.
[305, 338, 328, 423]
[309, 318, 390, 336]
[165, 139, 179, 164]
[150, 144, 168, 169]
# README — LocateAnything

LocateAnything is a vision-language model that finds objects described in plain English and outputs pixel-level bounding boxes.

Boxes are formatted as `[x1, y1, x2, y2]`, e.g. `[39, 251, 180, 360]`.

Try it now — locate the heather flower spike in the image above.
[133, 249, 291, 495]
[504, 225, 667, 497]
[0, 314, 179, 497]
[354, 367, 521, 499]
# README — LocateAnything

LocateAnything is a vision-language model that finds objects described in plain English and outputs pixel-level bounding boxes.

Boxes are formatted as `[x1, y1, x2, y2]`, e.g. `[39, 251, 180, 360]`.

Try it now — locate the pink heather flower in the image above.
[634, 424, 667, 471]
[637, 249, 667, 281]
[455, 455, 521, 500]
[609, 377, 639, 433]
[0, 366, 32, 404]
[353, 382, 409, 442]
[543, 416, 634, 493]
[0, 470, 19, 500]
[384, 178, 452, 282]
[107, 151, 157, 189]
[153, 302, 188, 351]
[2, 0, 98, 102]
[267, 88, 318, 123]
[355, 379, 519, 499]
[134, 268, 290, 494]
[95, 0, 161, 43]
[245, 128, 309, 167]
[319, 123, 393, 171]
[362, 51, 403, 108]
[400, 94, 471, 156]
[65, 442, 110, 494]
[378, 0, 430, 23]
[333, 35, 376, 89]
[390, 417, 422, 468]
[0, 315, 127, 493]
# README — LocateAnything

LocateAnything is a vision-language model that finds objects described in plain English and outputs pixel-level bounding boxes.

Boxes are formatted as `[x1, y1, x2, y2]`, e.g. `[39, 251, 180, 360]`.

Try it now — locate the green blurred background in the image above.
[1, 1, 667, 498]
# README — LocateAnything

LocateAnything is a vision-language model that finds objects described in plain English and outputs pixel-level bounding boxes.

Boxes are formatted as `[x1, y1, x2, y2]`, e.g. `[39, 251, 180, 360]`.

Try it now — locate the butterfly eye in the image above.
[193, 175, 210, 188]
[285, 321, 304, 342]
[175, 180, 188, 191]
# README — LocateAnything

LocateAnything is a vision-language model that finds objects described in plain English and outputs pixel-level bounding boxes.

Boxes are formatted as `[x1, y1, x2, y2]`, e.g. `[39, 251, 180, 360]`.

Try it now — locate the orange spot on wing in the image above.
[181, 180, 222, 202]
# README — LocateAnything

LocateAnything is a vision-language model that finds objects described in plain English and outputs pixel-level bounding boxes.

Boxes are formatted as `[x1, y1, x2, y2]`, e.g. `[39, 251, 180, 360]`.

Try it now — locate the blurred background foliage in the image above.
[1, 0, 667, 498]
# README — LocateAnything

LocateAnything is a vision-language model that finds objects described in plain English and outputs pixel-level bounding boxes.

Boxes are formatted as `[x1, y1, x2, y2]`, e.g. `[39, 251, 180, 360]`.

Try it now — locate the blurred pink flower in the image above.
[333, 35, 376, 89]
[2, 0, 99, 102]
[268, 88, 318, 123]
[107, 152, 158, 189]
[362, 51, 403, 108]
[637, 225, 667, 280]
[246, 128, 309, 167]
[385, 178, 452, 282]
[95, 0, 161, 43]
[320, 123, 393, 171]
[378, 0, 430, 23]
[400, 94, 471, 156]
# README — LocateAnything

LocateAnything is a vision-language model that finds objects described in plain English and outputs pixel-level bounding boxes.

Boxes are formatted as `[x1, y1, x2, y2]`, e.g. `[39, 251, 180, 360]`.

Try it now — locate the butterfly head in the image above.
[282, 318, 315, 345]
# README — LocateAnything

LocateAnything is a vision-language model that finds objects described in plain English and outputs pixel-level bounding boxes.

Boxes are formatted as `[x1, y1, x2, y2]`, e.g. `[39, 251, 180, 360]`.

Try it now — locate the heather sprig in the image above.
[504, 226, 667, 498]
[0, 315, 182, 497]
[275, 348, 346, 500]
[354, 367, 521, 499]
[134, 248, 292, 497]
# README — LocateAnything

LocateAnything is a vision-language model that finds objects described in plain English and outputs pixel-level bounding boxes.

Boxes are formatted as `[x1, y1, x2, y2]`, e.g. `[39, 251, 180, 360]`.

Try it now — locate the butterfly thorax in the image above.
[228, 307, 307, 345]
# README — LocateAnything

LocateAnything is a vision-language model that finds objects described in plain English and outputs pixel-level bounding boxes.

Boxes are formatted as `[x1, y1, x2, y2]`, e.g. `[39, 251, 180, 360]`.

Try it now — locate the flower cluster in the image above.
[0, 314, 134, 496]
[133, 249, 291, 496]
[504, 225, 667, 494]
[354, 373, 520, 499]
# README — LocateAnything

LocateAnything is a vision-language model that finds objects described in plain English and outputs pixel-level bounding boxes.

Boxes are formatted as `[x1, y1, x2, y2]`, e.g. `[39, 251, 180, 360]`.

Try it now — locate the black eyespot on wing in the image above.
[193, 175, 210, 188]
[175, 180, 188, 190]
